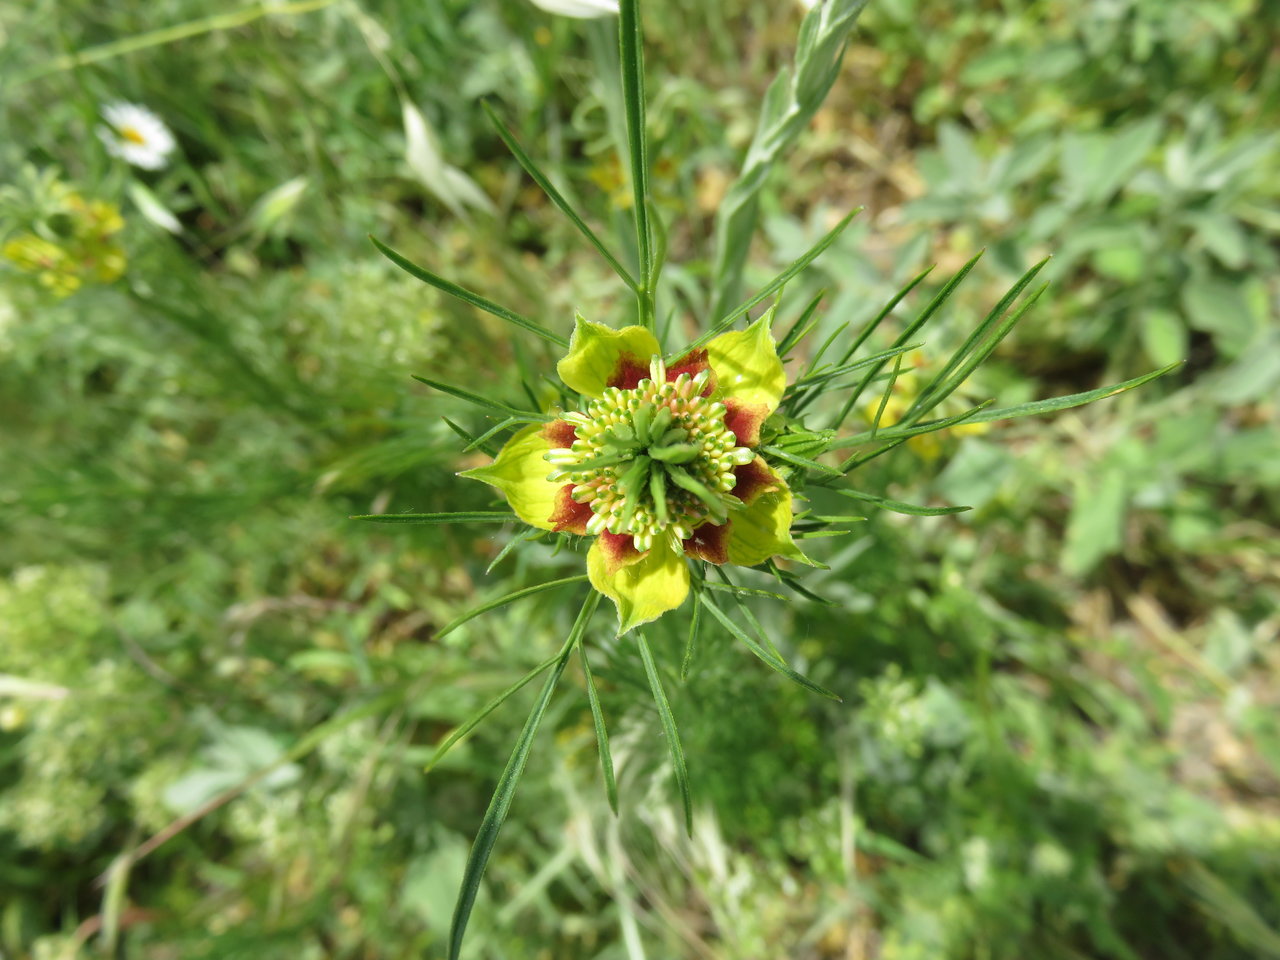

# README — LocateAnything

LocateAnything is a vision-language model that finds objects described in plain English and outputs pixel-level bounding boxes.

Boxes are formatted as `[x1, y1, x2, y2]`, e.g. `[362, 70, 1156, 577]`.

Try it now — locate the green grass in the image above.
[1, 0, 1277, 958]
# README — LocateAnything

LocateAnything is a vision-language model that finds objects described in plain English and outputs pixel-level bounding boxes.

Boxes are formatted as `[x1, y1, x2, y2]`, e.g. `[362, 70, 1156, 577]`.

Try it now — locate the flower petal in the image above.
[557, 315, 661, 398]
[732, 457, 782, 505]
[589, 540, 691, 635]
[548, 485, 593, 535]
[726, 483, 815, 567]
[706, 314, 785, 419]
[683, 521, 730, 565]
[458, 424, 559, 531]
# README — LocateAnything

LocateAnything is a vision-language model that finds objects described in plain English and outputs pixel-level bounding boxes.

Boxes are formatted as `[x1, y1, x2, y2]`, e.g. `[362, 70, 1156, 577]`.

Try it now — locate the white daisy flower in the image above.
[97, 102, 176, 171]
[528, 0, 618, 18]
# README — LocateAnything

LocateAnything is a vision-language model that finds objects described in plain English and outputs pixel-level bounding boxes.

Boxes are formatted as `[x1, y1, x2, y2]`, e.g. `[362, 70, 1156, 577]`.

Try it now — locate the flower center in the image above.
[119, 125, 147, 145]
[546, 357, 755, 552]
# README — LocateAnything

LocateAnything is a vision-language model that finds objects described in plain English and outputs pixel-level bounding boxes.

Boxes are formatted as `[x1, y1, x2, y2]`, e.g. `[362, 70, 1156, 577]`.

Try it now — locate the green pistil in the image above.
[550, 364, 755, 551]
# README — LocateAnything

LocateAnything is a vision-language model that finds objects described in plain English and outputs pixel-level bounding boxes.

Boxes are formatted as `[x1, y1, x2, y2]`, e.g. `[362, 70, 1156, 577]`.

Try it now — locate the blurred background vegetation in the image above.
[1, 0, 1277, 957]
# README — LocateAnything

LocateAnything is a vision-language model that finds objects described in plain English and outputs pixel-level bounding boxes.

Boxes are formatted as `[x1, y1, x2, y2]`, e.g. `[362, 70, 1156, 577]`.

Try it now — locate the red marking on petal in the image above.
[549, 485, 593, 535]
[668, 348, 715, 395]
[541, 419, 578, 448]
[606, 353, 650, 390]
[724, 399, 768, 447]
[597, 531, 646, 573]
[732, 457, 780, 505]
[683, 521, 730, 565]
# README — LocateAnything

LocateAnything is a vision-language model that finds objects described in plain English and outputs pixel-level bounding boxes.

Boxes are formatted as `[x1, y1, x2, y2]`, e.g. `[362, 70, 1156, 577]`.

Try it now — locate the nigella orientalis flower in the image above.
[460, 315, 815, 634]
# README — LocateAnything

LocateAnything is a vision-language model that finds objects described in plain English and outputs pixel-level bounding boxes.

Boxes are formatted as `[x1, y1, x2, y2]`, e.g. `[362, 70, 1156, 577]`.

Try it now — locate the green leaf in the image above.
[905, 256, 1051, 422]
[761, 444, 843, 477]
[424, 655, 560, 773]
[830, 400, 995, 453]
[776, 290, 827, 357]
[411, 375, 551, 421]
[905, 280, 1050, 423]
[636, 631, 692, 835]
[680, 583, 702, 682]
[618, 0, 652, 325]
[372, 236, 568, 348]
[351, 511, 516, 525]
[829, 487, 970, 517]
[684, 209, 862, 355]
[699, 595, 842, 701]
[447, 594, 596, 960]
[434, 575, 591, 640]
[442, 417, 498, 456]
[832, 251, 984, 429]
[482, 101, 638, 292]
[951, 363, 1181, 427]
[834, 264, 935, 369]
[1140, 308, 1188, 369]
[578, 637, 618, 814]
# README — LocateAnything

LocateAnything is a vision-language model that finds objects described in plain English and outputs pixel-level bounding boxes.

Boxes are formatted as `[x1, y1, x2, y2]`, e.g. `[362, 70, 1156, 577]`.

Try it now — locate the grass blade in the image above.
[372, 236, 568, 348]
[442, 416, 497, 456]
[578, 639, 618, 814]
[829, 400, 995, 454]
[760, 444, 843, 477]
[636, 631, 692, 835]
[448, 593, 597, 959]
[482, 101, 639, 292]
[435, 575, 590, 640]
[683, 208, 862, 355]
[351, 511, 515, 524]
[699, 594, 841, 701]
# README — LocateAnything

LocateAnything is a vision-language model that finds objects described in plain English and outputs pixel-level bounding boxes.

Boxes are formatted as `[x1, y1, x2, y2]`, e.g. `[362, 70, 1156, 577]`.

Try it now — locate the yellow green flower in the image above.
[462, 315, 811, 634]
[1, 187, 126, 298]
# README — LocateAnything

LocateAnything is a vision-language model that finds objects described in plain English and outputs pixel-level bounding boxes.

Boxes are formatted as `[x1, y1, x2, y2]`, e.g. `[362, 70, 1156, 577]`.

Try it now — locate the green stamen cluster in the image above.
[546, 357, 755, 552]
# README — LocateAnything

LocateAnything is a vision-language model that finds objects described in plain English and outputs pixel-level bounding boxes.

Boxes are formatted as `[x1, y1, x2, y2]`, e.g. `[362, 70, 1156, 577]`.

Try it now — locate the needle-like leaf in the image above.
[699, 594, 842, 701]
[351, 511, 515, 524]
[637, 631, 692, 835]
[482, 101, 639, 292]
[447, 593, 597, 960]
[434, 575, 591, 639]
[578, 640, 619, 814]
[372, 236, 568, 348]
